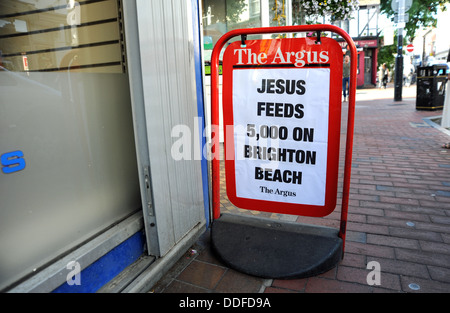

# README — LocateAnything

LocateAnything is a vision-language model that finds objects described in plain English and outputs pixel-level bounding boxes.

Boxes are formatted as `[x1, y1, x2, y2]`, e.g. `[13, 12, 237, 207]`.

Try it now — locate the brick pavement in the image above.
[153, 85, 450, 293]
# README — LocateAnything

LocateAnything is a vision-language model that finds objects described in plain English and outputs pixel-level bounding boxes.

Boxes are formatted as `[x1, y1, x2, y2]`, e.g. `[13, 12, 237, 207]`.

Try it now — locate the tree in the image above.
[378, 34, 399, 70]
[226, 0, 247, 24]
[292, 0, 360, 24]
[380, 0, 449, 40]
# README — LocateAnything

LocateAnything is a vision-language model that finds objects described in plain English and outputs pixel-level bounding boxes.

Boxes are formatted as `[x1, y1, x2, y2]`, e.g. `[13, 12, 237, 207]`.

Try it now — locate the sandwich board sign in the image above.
[222, 36, 343, 217]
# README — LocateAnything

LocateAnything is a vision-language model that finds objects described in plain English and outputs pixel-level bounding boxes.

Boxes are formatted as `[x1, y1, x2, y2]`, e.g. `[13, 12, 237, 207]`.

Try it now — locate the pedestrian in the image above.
[381, 63, 389, 88]
[342, 55, 350, 101]
[344, 44, 351, 57]
[378, 65, 383, 88]
[403, 58, 413, 87]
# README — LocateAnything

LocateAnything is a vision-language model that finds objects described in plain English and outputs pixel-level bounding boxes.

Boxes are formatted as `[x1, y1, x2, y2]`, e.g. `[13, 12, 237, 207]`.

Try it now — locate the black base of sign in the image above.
[211, 213, 342, 279]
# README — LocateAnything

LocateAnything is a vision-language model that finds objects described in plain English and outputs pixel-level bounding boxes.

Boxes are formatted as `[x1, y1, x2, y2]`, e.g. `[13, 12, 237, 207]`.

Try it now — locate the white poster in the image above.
[232, 67, 330, 206]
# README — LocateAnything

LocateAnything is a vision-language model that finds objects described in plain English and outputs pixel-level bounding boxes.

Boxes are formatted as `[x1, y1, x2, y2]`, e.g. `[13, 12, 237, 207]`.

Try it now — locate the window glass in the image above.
[202, 0, 263, 64]
[0, 0, 125, 73]
[0, 0, 140, 291]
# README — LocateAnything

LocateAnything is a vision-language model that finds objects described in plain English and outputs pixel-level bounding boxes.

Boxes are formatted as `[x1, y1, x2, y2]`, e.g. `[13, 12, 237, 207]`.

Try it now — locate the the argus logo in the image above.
[1, 150, 26, 174]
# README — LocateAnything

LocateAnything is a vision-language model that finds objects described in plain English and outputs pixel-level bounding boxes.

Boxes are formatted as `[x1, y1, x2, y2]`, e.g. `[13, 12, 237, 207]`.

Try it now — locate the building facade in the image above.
[1, 0, 381, 292]
[1, 0, 208, 292]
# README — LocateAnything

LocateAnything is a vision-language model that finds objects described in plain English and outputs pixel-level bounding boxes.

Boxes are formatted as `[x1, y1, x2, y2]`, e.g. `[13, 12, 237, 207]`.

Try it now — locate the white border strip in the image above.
[8, 212, 144, 293]
[423, 115, 450, 137]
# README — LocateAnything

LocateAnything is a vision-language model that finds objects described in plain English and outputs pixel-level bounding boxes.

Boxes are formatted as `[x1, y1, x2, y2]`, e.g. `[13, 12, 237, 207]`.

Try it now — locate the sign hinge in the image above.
[143, 167, 154, 216]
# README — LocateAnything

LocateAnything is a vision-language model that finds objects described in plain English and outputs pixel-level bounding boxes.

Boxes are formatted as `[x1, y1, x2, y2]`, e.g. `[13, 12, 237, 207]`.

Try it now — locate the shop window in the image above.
[0, 0, 126, 73]
[202, 0, 263, 64]
[0, 0, 139, 291]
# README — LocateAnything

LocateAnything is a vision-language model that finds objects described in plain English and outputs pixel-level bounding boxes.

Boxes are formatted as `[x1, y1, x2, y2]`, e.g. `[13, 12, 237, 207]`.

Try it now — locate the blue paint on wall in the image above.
[52, 231, 145, 293]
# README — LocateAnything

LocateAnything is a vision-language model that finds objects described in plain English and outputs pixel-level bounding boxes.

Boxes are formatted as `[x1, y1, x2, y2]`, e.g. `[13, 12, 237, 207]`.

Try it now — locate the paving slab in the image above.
[153, 85, 450, 293]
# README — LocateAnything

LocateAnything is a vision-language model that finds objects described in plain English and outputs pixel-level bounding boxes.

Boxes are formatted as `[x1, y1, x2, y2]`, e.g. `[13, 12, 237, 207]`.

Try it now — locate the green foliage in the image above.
[378, 36, 398, 70]
[292, 0, 360, 23]
[226, 0, 247, 24]
[380, 0, 449, 40]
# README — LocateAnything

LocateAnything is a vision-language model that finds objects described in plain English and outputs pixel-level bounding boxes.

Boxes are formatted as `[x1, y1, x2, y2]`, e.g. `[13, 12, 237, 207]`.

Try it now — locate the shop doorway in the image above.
[364, 49, 373, 86]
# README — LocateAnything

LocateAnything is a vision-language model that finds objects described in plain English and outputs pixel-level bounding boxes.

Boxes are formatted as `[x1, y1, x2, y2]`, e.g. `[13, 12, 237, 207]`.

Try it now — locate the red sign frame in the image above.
[210, 25, 357, 252]
[221, 37, 343, 217]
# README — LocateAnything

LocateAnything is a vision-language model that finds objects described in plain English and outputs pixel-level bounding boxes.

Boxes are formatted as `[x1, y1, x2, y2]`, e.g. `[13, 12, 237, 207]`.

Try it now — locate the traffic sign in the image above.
[406, 44, 414, 53]
[391, 0, 412, 12]
[394, 13, 409, 23]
